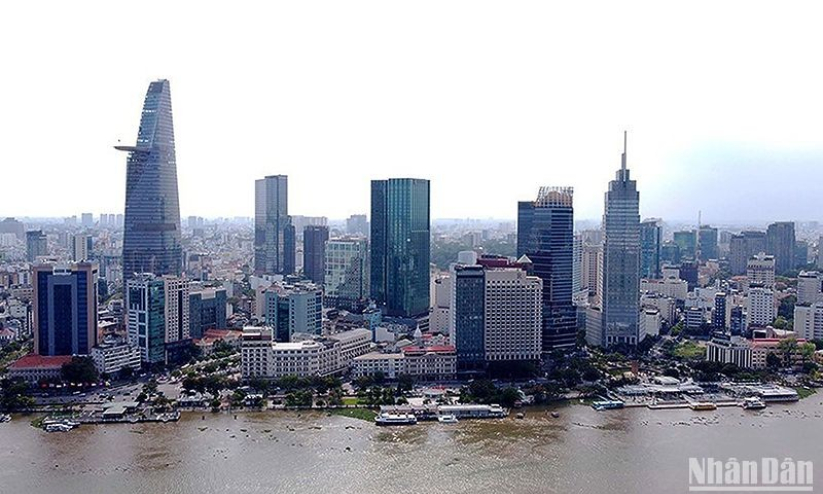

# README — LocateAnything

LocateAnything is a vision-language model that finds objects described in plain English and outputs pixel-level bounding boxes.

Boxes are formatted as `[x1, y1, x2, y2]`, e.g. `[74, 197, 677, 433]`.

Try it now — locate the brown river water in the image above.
[1, 398, 821, 494]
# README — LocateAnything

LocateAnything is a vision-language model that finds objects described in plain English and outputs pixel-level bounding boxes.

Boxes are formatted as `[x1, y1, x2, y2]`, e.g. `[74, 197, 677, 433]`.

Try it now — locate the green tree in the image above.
[61, 356, 99, 384]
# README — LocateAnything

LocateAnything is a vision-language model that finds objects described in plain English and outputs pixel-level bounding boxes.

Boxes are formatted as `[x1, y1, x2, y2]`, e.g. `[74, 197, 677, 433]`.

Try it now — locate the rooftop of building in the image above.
[9, 354, 73, 370]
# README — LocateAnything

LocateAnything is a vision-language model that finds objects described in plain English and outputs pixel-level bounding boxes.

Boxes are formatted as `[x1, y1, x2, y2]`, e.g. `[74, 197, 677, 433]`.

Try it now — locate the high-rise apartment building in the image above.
[70, 234, 92, 262]
[747, 285, 775, 327]
[588, 133, 641, 347]
[370, 178, 431, 319]
[26, 230, 47, 262]
[303, 225, 329, 284]
[117, 79, 182, 279]
[517, 187, 576, 351]
[747, 252, 775, 289]
[33, 263, 98, 356]
[797, 271, 823, 305]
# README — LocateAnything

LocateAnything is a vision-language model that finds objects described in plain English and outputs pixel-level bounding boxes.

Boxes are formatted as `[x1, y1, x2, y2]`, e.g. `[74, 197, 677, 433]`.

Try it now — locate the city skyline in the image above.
[3, 3, 823, 223]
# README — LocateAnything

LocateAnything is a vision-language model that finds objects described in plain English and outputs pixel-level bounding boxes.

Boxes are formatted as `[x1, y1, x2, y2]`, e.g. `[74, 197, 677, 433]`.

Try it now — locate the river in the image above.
[1, 398, 821, 494]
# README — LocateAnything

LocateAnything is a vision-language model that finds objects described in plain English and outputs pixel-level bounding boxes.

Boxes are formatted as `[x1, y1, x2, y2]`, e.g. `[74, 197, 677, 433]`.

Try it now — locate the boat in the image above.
[375, 413, 418, 426]
[515, 412, 525, 419]
[689, 401, 717, 411]
[592, 399, 625, 411]
[0, 414, 11, 423]
[741, 397, 766, 410]
[45, 423, 74, 433]
[550, 412, 560, 418]
[437, 414, 459, 424]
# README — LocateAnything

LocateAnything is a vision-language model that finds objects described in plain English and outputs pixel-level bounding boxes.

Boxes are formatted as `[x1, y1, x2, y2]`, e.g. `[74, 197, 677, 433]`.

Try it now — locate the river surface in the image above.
[1, 398, 821, 494]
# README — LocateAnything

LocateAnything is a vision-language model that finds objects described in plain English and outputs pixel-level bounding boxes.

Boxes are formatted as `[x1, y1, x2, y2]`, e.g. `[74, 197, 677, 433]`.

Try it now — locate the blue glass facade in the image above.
[254, 175, 292, 275]
[640, 220, 661, 279]
[452, 264, 485, 368]
[303, 225, 329, 284]
[598, 135, 641, 346]
[189, 288, 228, 339]
[33, 263, 98, 356]
[370, 178, 430, 318]
[517, 187, 576, 351]
[119, 80, 182, 278]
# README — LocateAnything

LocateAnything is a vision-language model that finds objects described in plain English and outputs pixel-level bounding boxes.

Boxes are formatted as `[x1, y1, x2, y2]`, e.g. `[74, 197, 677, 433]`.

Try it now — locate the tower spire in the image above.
[621, 130, 627, 171]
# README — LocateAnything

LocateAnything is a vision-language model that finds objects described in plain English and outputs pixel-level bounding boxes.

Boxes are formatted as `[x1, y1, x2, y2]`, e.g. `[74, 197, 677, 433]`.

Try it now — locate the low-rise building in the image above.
[7, 354, 72, 383]
[351, 352, 405, 380]
[402, 345, 457, 381]
[91, 337, 142, 375]
[706, 336, 753, 368]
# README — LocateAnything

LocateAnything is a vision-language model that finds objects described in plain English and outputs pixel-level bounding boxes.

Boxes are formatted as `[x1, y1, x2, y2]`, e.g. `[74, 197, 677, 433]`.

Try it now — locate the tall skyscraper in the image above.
[33, 263, 98, 356]
[324, 237, 370, 310]
[698, 225, 719, 262]
[26, 230, 47, 262]
[303, 225, 329, 284]
[589, 133, 641, 347]
[640, 219, 662, 279]
[728, 231, 766, 275]
[70, 233, 92, 262]
[517, 187, 576, 351]
[254, 175, 290, 275]
[370, 178, 431, 319]
[126, 274, 190, 364]
[117, 79, 182, 278]
[673, 230, 697, 260]
[766, 221, 796, 275]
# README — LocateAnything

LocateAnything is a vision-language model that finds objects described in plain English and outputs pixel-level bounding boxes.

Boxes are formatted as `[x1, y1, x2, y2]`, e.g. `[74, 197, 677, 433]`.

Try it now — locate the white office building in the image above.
[483, 269, 542, 362]
[747, 285, 776, 327]
[747, 253, 775, 289]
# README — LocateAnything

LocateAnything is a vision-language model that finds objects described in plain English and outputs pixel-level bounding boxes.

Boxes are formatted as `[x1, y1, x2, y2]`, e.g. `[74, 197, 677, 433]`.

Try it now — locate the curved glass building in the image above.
[117, 79, 182, 278]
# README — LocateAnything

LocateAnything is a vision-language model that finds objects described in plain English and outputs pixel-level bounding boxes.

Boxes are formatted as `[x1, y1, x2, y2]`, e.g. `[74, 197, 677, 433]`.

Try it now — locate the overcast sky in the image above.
[2, 1, 823, 224]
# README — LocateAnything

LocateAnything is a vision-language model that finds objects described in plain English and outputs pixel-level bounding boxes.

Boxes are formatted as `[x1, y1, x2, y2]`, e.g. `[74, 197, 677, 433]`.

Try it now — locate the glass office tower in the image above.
[370, 178, 431, 318]
[517, 187, 576, 351]
[599, 133, 641, 346]
[117, 79, 182, 278]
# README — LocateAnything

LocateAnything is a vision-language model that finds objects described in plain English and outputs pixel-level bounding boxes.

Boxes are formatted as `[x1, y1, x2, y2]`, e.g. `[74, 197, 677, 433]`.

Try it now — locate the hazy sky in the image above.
[2, 1, 823, 223]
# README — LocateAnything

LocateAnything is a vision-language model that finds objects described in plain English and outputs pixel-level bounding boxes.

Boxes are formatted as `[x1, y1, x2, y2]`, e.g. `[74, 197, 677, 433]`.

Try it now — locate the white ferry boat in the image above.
[741, 397, 766, 410]
[437, 414, 458, 424]
[375, 413, 418, 426]
[45, 423, 74, 433]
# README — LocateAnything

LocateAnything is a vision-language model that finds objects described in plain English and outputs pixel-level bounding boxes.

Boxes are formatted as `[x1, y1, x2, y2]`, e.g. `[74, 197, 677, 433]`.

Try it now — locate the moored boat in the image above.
[375, 413, 417, 426]
[437, 414, 459, 424]
[741, 397, 766, 410]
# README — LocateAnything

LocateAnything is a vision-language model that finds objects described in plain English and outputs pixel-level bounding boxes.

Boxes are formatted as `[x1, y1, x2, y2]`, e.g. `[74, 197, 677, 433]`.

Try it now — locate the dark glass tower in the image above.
[370, 178, 430, 318]
[597, 132, 641, 347]
[303, 225, 329, 284]
[33, 263, 98, 356]
[640, 219, 661, 279]
[254, 175, 290, 275]
[117, 79, 182, 278]
[517, 187, 576, 351]
[766, 221, 796, 275]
